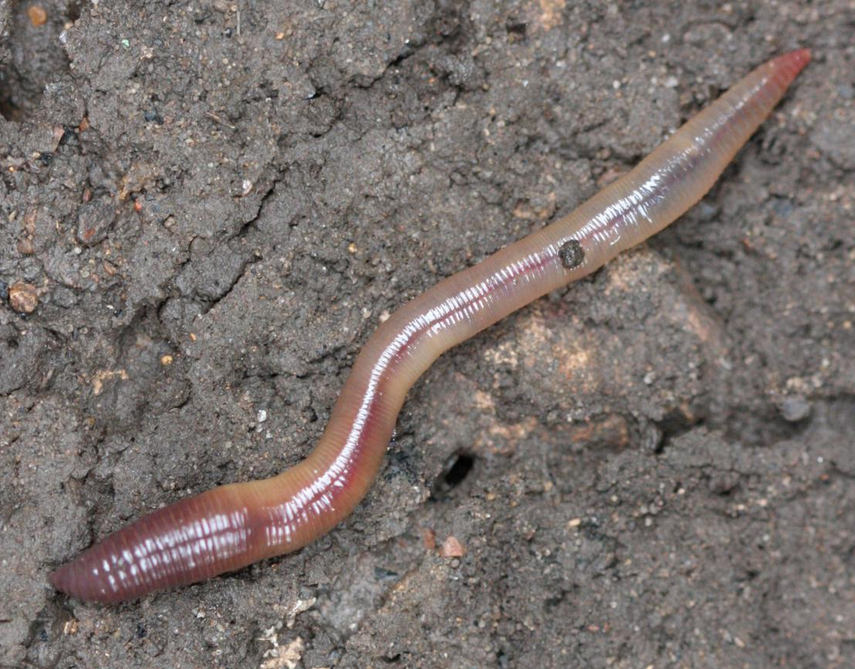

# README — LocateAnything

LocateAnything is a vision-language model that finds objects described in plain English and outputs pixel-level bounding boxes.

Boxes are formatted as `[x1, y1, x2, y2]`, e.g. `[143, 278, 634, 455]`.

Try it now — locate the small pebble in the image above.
[440, 535, 466, 558]
[779, 395, 811, 422]
[144, 109, 164, 124]
[27, 5, 47, 26]
[9, 282, 38, 313]
[0, 279, 8, 301]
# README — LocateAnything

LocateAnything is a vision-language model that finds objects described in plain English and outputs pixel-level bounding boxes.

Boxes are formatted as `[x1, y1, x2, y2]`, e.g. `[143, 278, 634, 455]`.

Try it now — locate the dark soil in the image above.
[1, 1, 853, 667]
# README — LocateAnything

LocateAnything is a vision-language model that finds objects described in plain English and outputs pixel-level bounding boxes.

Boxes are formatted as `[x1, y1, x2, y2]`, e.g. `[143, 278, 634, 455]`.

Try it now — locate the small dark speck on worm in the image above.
[559, 239, 585, 269]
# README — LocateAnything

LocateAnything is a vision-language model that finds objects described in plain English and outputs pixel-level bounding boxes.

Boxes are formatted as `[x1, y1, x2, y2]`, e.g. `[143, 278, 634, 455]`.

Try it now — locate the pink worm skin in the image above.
[50, 50, 810, 604]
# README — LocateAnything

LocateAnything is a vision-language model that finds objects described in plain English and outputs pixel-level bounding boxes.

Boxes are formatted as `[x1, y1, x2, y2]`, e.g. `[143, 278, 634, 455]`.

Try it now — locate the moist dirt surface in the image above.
[1, 1, 854, 667]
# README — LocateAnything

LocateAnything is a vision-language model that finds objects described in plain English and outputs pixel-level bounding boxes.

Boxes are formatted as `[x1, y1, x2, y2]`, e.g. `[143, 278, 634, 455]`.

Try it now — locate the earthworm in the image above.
[50, 49, 810, 604]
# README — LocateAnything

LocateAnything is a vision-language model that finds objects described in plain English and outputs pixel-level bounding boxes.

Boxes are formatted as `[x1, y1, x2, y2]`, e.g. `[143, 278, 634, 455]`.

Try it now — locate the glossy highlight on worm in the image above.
[50, 50, 810, 604]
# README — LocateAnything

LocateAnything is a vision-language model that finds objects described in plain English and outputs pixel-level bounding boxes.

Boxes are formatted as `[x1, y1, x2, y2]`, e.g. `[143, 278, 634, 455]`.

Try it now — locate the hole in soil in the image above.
[430, 452, 476, 501]
[66, 1, 81, 22]
[505, 19, 527, 42]
[442, 452, 474, 488]
[653, 407, 702, 453]
[0, 0, 73, 121]
[0, 73, 24, 121]
[430, 451, 477, 501]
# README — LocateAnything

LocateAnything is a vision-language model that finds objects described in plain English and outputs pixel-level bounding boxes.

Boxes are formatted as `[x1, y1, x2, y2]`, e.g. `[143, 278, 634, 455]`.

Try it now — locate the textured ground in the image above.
[1, 1, 854, 667]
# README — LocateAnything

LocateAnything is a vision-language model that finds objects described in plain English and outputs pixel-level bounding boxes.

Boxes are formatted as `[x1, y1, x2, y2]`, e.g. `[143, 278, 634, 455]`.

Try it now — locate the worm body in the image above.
[50, 50, 810, 604]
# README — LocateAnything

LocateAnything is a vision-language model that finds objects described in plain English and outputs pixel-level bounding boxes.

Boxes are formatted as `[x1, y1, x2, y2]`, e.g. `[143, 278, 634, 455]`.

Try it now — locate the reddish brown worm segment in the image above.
[50, 50, 810, 603]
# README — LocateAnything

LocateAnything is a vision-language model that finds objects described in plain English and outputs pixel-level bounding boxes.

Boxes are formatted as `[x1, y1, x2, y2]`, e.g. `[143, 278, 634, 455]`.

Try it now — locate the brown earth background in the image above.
[1, 0, 854, 667]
